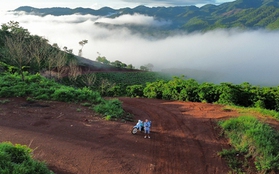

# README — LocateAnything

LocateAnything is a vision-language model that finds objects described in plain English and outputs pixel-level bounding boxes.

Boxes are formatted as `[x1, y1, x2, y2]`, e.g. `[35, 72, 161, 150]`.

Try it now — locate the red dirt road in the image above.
[0, 97, 240, 174]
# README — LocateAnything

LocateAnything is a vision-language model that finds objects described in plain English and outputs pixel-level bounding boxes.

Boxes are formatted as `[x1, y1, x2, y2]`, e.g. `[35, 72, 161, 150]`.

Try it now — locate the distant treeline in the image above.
[126, 76, 279, 111]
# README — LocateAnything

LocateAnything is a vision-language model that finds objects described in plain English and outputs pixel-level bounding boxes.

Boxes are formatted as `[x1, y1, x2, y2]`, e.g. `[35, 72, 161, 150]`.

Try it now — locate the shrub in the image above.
[0, 142, 53, 174]
[93, 99, 124, 118]
[126, 85, 144, 97]
[51, 87, 76, 102]
[144, 80, 165, 99]
[104, 115, 112, 121]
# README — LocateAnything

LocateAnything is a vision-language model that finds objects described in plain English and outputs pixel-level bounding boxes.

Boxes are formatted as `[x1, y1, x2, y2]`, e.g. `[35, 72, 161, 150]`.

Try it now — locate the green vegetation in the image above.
[0, 142, 53, 174]
[2, 19, 279, 174]
[0, 72, 125, 119]
[218, 149, 243, 173]
[0, 21, 124, 120]
[93, 99, 124, 119]
[61, 71, 171, 96]
[218, 116, 279, 173]
[224, 105, 279, 120]
[139, 78, 279, 113]
[0, 72, 102, 102]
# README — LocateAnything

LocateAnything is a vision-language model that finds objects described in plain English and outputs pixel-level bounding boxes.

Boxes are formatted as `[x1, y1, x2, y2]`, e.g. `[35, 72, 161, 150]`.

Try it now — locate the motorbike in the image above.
[131, 120, 151, 135]
[131, 120, 144, 134]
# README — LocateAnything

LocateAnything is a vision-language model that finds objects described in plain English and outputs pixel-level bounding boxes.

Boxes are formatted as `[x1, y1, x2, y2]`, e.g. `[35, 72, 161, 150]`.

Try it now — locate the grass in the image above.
[218, 149, 244, 173]
[223, 105, 279, 120]
[218, 116, 279, 173]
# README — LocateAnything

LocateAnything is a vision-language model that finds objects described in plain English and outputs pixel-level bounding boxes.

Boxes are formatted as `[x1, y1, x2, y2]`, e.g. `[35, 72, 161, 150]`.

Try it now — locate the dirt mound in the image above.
[0, 97, 242, 173]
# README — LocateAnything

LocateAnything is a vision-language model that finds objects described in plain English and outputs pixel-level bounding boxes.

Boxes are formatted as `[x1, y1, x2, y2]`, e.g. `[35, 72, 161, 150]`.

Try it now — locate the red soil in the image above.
[1, 97, 275, 174]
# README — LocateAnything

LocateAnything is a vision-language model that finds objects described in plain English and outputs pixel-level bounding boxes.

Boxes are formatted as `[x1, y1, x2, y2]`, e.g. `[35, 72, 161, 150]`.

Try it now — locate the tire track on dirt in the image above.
[132, 99, 208, 173]
[120, 98, 162, 174]
[121, 98, 205, 173]
[156, 104, 207, 173]
[1, 97, 231, 174]
[120, 98, 230, 174]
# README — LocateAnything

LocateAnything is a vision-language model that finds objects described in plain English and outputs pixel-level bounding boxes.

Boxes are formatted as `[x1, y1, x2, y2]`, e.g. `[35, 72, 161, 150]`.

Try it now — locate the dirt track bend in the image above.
[120, 98, 235, 174]
[0, 97, 239, 174]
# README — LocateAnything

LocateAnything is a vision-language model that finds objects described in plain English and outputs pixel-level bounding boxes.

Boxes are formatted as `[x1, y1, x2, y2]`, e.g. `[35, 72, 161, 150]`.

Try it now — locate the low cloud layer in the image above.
[96, 13, 171, 27]
[1, 12, 279, 86]
[121, 0, 233, 6]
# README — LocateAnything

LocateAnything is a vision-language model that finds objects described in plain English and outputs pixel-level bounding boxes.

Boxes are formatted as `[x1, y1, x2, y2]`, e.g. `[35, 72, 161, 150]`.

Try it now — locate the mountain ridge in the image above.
[13, 0, 279, 32]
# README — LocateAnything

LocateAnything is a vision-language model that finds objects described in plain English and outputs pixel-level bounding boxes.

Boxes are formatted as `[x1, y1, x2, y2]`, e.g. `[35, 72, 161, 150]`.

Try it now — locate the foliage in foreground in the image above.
[0, 142, 53, 174]
[0, 72, 124, 119]
[218, 116, 279, 173]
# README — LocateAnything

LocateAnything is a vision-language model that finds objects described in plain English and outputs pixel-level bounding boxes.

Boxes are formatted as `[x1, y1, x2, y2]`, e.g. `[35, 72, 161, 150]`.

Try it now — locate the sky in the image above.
[1, 0, 279, 86]
[0, 0, 235, 12]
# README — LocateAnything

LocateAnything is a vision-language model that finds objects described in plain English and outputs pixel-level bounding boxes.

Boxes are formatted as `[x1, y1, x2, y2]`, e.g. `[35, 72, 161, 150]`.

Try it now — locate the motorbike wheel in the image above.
[131, 128, 138, 135]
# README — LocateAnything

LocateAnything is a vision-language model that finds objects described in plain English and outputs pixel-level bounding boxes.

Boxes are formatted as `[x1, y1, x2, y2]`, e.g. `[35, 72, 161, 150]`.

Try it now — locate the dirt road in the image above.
[0, 97, 239, 173]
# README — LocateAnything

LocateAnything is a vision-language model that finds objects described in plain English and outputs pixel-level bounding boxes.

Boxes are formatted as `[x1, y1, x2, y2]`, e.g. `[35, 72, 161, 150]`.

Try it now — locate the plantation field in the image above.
[0, 96, 262, 173]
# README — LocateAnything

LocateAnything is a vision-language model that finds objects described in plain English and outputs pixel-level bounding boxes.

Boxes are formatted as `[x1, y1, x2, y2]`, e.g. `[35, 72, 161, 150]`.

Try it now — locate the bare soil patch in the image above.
[1, 97, 275, 174]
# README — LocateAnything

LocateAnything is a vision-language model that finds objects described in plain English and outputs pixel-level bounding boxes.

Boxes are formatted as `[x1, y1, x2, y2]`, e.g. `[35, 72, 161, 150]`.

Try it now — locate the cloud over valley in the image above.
[1, 12, 279, 86]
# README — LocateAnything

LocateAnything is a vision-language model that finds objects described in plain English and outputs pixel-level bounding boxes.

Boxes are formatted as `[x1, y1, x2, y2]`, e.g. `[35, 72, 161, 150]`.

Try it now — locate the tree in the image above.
[81, 73, 97, 88]
[140, 65, 148, 71]
[145, 63, 154, 71]
[126, 64, 135, 69]
[63, 46, 73, 54]
[28, 35, 49, 72]
[96, 56, 110, 65]
[54, 51, 68, 80]
[110, 60, 126, 68]
[67, 59, 82, 81]
[43, 45, 64, 78]
[140, 64, 154, 71]
[198, 82, 219, 103]
[4, 30, 31, 81]
[78, 39, 88, 57]
[1, 21, 29, 36]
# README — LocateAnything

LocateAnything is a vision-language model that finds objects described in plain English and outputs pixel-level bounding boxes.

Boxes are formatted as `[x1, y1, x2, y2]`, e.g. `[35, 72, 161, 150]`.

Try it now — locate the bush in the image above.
[0, 73, 103, 104]
[126, 85, 144, 97]
[104, 85, 124, 97]
[93, 99, 124, 118]
[0, 142, 53, 174]
[144, 80, 165, 99]
[51, 87, 76, 102]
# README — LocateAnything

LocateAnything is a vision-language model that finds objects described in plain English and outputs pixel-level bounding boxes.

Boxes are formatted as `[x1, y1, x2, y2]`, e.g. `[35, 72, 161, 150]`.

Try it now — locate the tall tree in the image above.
[78, 39, 88, 57]
[4, 29, 31, 81]
[28, 35, 49, 72]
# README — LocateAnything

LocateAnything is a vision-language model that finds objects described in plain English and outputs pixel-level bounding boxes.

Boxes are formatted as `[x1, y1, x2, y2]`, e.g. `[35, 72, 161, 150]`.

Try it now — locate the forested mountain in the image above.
[13, 0, 279, 32]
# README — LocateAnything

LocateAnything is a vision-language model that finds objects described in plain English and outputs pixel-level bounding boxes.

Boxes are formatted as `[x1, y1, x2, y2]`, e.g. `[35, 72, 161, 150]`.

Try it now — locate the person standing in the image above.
[144, 119, 151, 138]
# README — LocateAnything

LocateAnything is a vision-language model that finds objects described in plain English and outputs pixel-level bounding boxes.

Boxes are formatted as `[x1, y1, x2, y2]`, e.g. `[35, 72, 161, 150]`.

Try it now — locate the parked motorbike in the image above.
[131, 120, 151, 135]
[131, 120, 144, 134]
